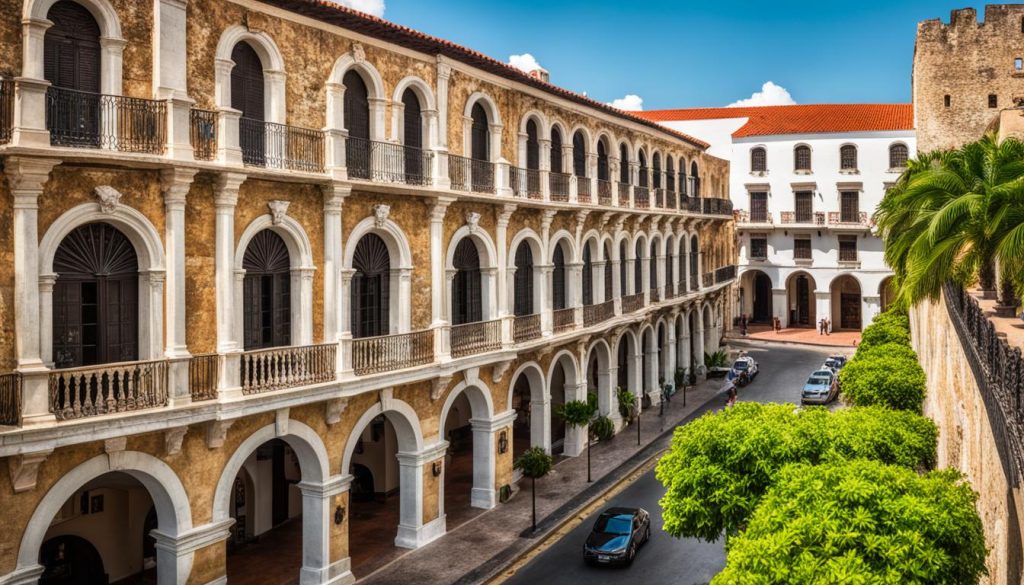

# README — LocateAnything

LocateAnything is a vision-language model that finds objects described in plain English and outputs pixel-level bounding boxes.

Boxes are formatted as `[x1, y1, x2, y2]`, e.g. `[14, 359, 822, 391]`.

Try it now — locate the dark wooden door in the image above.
[351, 234, 390, 338]
[452, 239, 482, 325]
[402, 89, 423, 181]
[796, 275, 811, 325]
[752, 273, 772, 323]
[232, 42, 266, 165]
[344, 70, 371, 178]
[44, 1, 101, 147]
[242, 230, 291, 350]
[514, 243, 534, 316]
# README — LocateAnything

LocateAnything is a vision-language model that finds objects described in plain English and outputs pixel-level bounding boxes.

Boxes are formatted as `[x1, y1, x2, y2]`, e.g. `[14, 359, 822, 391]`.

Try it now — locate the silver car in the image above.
[801, 369, 838, 405]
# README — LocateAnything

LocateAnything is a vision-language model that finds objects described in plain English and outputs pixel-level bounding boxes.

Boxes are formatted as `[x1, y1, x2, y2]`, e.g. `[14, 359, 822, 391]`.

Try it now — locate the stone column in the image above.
[469, 411, 515, 509]
[539, 137, 551, 201]
[155, 0, 194, 160]
[496, 205, 516, 317]
[645, 343, 662, 406]
[161, 169, 197, 406]
[396, 442, 449, 549]
[664, 325, 678, 390]
[815, 291, 832, 332]
[693, 317, 707, 378]
[12, 19, 53, 147]
[322, 184, 348, 357]
[678, 322, 692, 377]
[8, 157, 58, 424]
[630, 348, 645, 414]
[432, 61, 452, 189]
[605, 364, 623, 429]
[215, 173, 246, 399]
[570, 262, 584, 327]
[324, 82, 349, 180]
[863, 295, 881, 330]
[562, 382, 589, 456]
[539, 265, 554, 336]
[296, 475, 353, 585]
[150, 519, 234, 585]
[772, 287, 789, 327]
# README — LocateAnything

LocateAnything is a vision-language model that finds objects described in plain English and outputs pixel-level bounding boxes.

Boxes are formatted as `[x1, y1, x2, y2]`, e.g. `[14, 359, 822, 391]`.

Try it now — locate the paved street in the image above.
[503, 343, 835, 585]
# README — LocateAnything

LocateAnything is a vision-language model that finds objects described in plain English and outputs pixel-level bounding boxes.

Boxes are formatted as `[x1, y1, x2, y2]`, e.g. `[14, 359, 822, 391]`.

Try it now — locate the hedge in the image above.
[840, 348, 926, 412]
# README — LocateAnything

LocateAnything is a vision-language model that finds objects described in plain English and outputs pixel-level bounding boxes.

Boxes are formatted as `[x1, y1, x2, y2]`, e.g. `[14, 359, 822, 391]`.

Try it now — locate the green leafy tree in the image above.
[839, 350, 926, 412]
[655, 403, 937, 541]
[558, 393, 599, 482]
[514, 446, 554, 533]
[712, 460, 988, 585]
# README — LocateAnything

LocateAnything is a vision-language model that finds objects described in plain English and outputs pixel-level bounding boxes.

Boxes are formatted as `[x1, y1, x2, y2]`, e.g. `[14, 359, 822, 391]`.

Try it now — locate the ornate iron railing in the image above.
[690, 274, 700, 292]
[653, 188, 665, 209]
[634, 186, 650, 208]
[0, 79, 13, 145]
[239, 118, 325, 173]
[240, 343, 336, 395]
[190, 108, 217, 161]
[597, 179, 613, 206]
[510, 166, 542, 200]
[346, 136, 433, 185]
[549, 172, 570, 202]
[352, 329, 434, 375]
[666, 190, 677, 211]
[945, 283, 1024, 485]
[46, 87, 166, 153]
[552, 308, 576, 333]
[513, 314, 542, 343]
[715, 264, 738, 284]
[703, 197, 732, 216]
[650, 287, 661, 303]
[622, 293, 645, 314]
[702, 272, 714, 288]
[449, 154, 495, 194]
[583, 300, 614, 327]
[577, 176, 592, 203]
[0, 371, 22, 426]
[450, 320, 502, 358]
[189, 353, 219, 402]
[49, 359, 168, 421]
[618, 182, 631, 205]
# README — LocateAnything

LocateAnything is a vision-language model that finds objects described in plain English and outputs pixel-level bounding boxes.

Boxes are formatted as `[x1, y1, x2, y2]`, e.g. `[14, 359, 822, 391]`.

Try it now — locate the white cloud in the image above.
[607, 94, 644, 111]
[508, 53, 544, 74]
[333, 0, 385, 17]
[727, 81, 796, 108]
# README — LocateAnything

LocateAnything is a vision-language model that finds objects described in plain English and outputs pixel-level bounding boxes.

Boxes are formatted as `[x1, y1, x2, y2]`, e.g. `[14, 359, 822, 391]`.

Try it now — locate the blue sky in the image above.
[342, 0, 989, 110]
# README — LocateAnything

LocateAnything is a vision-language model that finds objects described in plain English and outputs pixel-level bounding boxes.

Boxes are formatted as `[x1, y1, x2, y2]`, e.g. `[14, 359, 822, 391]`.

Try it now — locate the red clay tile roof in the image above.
[635, 104, 913, 138]
[259, 0, 710, 150]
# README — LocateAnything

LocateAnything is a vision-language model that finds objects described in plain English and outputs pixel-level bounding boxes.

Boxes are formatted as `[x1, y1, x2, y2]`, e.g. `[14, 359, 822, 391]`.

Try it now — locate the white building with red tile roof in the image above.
[636, 104, 916, 332]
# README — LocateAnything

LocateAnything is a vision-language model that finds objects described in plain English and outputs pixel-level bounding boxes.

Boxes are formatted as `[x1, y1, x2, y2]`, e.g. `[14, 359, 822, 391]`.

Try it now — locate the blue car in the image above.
[583, 507, 651, 566]
[801, 369, 838, 405]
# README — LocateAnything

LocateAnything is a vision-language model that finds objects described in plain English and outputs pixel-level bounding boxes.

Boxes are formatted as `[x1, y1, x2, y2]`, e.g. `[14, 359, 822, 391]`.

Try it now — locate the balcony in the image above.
[622, 293, 645, 314]
[549, 172, 570, 202]
[597, 179, 613, 206]
[650, 287, 661, 303]
[715, 264, 738, 284]
[190, 109, 217, 161]
[240, 343, 337, 395]
[0, 372, 21, 426]
[690, 276, 699, 292]
[702, 272, 714, 288]
[634, 185, 650, 208]
[513, 314, 542, 343]
[828, 211, 873, 228]
[352, 330, 434, 375]
[653, 188, 665, 209]
[735, 209, 773, 226]
[0, 78, 13, 145]
[510, 166, 542, 200]
[577, 175, 592, 204]
[450, 319, 502, 358]
[617, 182, 631, 205]
[686, 197, 702, 213]
[189, 353, 219, 402]
[240, 118, 325, 173]
[449, 154, 495, 194]
[666, 189, 677, 211]
[46, 87, 166, 154]
[780, 211, 825, 226]
[347, 136, 433, 185]
[553, 308, 576, 334]
[49, 359, 168, 422]
[583, 300, 614, 327]
[702, 198, 734, 216]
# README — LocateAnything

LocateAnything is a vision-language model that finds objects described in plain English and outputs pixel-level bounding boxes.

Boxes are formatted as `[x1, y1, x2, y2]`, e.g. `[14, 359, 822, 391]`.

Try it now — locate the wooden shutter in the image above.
[44, 1, 101, 92]
[453, 239, 482, 324]
[750, 192, 768, 222]
[582, 246, 593, 306]
[471, 104, 489, 161]
[619, 242, 627, 296]
[604, 245, 613, 300]
[598, 142, 609, 181]
[649, 243, 658, 289]
[514, 243, 534, 316]
[619, 145, 629, 183]
[689, 236, 698, 281]
[634, 241, 643, 293]
[552, 245, 566, 310]
[526, 120, 540, 170]
[652, 154, 661, 189]
[231, 43, 265, 121]
[795, 191, 813, 222]
[402, 89, 422, 148]
[242, 230, 291, 349]
[550, 129, 563, 174]
[351, 234, 391, 338]
[638, 153, 648, 188]
[573, 132, 586, 177]
[344, 71, 370, 140]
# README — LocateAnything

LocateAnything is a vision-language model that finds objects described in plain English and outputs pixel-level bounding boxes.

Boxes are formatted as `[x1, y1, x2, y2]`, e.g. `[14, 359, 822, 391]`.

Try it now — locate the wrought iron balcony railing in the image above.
[715, 264, 737, 284]
[449, 154, 495, 194]
[451, 319, 502, 358]
[190, 108, 217, 161]
[703, 197, 733, 216]
[510, 166, 542, 200]
[634, 185, 650, 208]
[346, 136, 433, 185]
[189, 353, 219, 402]
[240, 343, 336, 395]
[552, 307, 576, 334]
[549, 172, 570, 202]
[597, 179, 613, 206]
[577, 175, 592, 204]
[583, 300, 614, 327]
[49, 359, 168, 421]
[46, 87, 166, 153]
[622, 293, 645, 314]
[513, 314, 542, 343]
[240, 118, 325, 173]
[702, 272, 714, 288]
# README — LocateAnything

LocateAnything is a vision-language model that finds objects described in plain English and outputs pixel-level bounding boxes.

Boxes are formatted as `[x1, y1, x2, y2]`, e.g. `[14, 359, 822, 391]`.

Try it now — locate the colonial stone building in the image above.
[0, 1, 735, 584]
[914, 4, 1024, 151]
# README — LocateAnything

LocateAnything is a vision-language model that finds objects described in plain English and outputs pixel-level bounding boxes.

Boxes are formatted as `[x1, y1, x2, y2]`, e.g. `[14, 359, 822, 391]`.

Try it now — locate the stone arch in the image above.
[391, 75, 438, 147]
[343, 213, 415, 333]
[613, 328, 640, 399]
[830, 272, 863, 330]
[508, 228, 544, 317]
[638, 323, 658, 402]
[742, 268, 776, 324]
[785, 270, 817, 327]
[462, 92, 503, 162]
[445, 225, 499, 322]
[326, 49, 387, 140]
[38, 202, 166, 363]
[547, 349, 581, 455]
[585, 338, 615, 423]
[508, 361, 548, 455]
[440, 373, 498, 509]
[517, 110, 548, 170]
[214, 25, 287, 123]
[18, 452, 193, 585]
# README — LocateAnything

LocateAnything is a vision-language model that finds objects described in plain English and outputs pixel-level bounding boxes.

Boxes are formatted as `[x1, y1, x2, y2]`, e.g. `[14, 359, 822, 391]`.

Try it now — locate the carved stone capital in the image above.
[95, 185, 123, 214]
[432, 374, 453, 401]
[9, 450, 52, 493]
[165, 427, 188, 456]
[206, 419, 235, 449]
[160, 168, 198, 207]
[491, 360, 513, 383]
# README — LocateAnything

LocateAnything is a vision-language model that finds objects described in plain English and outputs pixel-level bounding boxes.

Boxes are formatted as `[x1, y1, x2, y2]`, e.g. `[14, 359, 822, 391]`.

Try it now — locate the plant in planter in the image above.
[616, 386, 637, 421]
[590, 415, 615, 441]
[514, 447, 554, 533]
[558, 393, 599, 482]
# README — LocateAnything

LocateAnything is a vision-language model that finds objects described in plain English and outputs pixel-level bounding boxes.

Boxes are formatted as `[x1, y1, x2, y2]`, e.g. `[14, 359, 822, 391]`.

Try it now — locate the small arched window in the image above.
[470, 103, 490, 162]
[44, 1, 101, 93]
[840, 144, 857, 171]
[649, 241, 658, 290]
[618, 241, 627, 295]
[573, 131, 587, 177]
[513, 242, 534, 316]
[689, 161, 700, 197]
[550, 128, 564, 174]
[401, 89, 424, 181]
[666, 158, 675, 193]
[665, 244, 674, 291]
[552, 244, 567, 310]
[619, 144, 630, 184]
[344, 70, 371, 178]
[525, 119, 540, 170]
[750, 147, 767, 172]
[242, 230, 292, 350]
[638, 151, 649, 188]
[689, 235, 699, 285]
[351, 234, 391, 338]
[597, 140, 609, 181]
[582, 245, 593, 306]
[652, 153, 662, 190]
[889, 143, 909, 169]
[634, 240, 644, 293]
[603, 244, 613, 301]
[452, 239, 482, 325]
[794, 145, 812, 171]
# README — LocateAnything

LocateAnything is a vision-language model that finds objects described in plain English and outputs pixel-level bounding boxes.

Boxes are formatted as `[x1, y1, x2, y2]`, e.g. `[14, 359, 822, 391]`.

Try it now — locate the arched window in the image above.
[619, 241, 627, 296]
[573, 131, 587, 177]
[638, 151, 649, 188]
[619, 144, 630, 184]
[525, 119, 540, 170]
[840, 144, 857, 171]
[603, 244, 613, 301]
[652, 153, 661, 189]
[401, 88, 424, 181]
[649, 241, 659, 291]
[794, 145, 811, 171]
[597, 141, 609, 181]
[666, 158, 675, 194]
[582, 245, 593, 306]
[550, 128, 564, 174]
[679, 240, 687, 288]
[232, 42, 267, 166]
[471, 103, 490, 162]
[634, 240, 643, 293]
[242, 230, 291, 350]
[552, 244, 567, 311]
[689, 235, 699, 287]
[44, 1, 102, 146]
[452, 239, 482, 325]
[665, 244, 674, 291]
[513, 243, 534, 316]
[53, 223, 139, 368]
[679, 161, 688, 196]
[344, 70, 371, 178]
[689, 161, 700, 196]
[750, 147, 767, 172]
[351, 234, 390, 338]
[889, 143, 909, 168]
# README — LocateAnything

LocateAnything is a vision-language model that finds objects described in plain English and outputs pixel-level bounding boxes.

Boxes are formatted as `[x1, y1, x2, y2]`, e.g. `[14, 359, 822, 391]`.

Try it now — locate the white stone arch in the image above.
[547, 349, 582, 454]
[584, 338, 615, 422]
[343, 213, 415, 334]
[38, 202, 166, 364]
[214, 25, 287, 124]
[612, 327, 641, 400]
[234, 214, 316, 345]
[22, 0, 124, 94]
[463, 92, 504, 162]
[327, 50, 387, 141]
[445, 225, 499, 322]
[508, 228, 544, 317]
[391, 75, 438, 147]
[508, 361, 549, 454]
[16, 452, 193, 585]
[440, 371, 499, 509]
[829, 272, 864, 330]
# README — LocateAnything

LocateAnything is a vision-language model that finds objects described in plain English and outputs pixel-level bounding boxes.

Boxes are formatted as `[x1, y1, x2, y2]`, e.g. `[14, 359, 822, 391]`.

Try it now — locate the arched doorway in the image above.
[743, 270, 772, 323]
[786, 272, 817, 327]
[40, 535, 106, 585]
[242, 230, 292, 349]
[509, 364, 547, 456]
[44, 1, 102, 147]
[441, 382, 496, 524]
[880, 276, 896, 312]
[452, 239, 483, 325]
[549, 359, 568, 454]
[586, 341, 613, 423]
[831, 275, 862, 330]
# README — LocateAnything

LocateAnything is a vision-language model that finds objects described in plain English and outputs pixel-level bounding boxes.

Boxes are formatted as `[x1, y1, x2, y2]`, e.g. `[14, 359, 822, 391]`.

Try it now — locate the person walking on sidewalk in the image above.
[723, 379, 737, 407]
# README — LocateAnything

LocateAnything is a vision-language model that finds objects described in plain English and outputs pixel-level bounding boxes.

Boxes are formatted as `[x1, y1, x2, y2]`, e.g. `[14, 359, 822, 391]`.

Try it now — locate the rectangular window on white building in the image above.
[750, 234, 768, 259]
[838, 235, 858, 262]
[794, 191, 813, 223]
[794, 237, 812, 260]
[840, 192, 860, 223]
[750, 192, 769, 223]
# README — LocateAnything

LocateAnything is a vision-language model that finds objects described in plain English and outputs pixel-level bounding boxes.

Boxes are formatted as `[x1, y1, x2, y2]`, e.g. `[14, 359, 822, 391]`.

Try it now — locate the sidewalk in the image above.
[725, 325, 859, 348]
[357, 377, 726, 584]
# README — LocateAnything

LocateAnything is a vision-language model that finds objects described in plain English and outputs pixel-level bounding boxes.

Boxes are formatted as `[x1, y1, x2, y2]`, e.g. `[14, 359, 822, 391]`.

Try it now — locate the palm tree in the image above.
[876, 133, 1024, 309]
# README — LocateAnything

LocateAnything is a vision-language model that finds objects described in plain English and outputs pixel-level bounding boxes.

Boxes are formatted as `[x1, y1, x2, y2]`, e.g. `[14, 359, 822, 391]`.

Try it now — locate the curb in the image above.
[724, 335, 856, 350]
[453, 391, 724, 585]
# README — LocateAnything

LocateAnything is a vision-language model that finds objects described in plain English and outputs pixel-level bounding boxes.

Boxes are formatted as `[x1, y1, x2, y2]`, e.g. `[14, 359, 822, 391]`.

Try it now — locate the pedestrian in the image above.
[725, 381, 738, 407]
[825, 318, 831, 336]
[819, 318, 825, 335]
[774, 316, 781, 333]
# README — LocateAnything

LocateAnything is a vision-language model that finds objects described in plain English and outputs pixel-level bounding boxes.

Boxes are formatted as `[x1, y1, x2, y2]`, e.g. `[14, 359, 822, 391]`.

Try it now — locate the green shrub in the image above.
[616, 387, 637, 420]
[655, 403, 937, 541]
[705, 349, 729, 369]
[859, 321, 912, 351]
[712, 460, 987, 585]
[590, 415, 615, 441]
[854, 340, 918, 362]
[869, 309, 910, 331]
[840, 350, 926, 412]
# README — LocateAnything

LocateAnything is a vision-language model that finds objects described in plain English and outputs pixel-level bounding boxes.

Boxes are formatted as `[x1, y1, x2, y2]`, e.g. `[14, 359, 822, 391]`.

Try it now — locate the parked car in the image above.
[822, 355, 847, 373]
[802, 369, 839, 405]
[583, 507, 651, 566]
[727, 356, 759, 385]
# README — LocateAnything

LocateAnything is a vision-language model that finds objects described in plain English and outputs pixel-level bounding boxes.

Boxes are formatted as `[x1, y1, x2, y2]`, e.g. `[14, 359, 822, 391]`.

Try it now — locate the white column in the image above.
[324, 82, 349, 180]
[12, 19, 53, 147]
[815, 291, 831, 332]
[395, 443, 448, 549]
[154, 0, 194, 161]
[679, 321, 692, 376]
[496, 205, 516, 316]
[630, 348, 644, 413]
[470, 411, 515, 509]
[215, 173, 246, 398]
[296, 476, 352, 585]
[561, 382, 588, 457]
[433, 61, 452, 189]
[772, 287, 789, 327]
[693, 317, 707, 378]
[645, 343, 662, 405]
[322, 184, 348, 374]
[532, 397, 553, 454]
[150, 519, 233, 585]
[161, 169, 197, 405]
[863, 295, 881, 330]
[539, 265, 554, 336]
